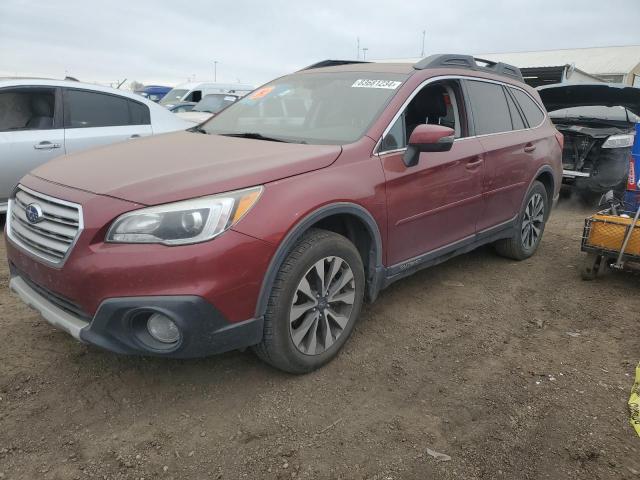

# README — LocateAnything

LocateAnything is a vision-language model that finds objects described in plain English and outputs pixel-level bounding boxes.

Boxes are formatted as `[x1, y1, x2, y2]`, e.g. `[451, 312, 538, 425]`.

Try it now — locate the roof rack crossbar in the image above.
[413, 54, 524, 82]
[300, 60, 371, 71]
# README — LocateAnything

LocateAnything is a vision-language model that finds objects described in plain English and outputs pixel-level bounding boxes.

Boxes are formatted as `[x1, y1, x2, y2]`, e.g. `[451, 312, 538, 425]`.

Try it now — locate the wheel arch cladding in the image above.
[535, 168, 555, 203]
[255, 203, 383, 319]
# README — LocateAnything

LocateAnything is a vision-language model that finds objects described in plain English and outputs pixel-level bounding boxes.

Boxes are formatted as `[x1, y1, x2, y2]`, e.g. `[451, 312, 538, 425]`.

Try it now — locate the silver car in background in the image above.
[0, 79, 191, 213]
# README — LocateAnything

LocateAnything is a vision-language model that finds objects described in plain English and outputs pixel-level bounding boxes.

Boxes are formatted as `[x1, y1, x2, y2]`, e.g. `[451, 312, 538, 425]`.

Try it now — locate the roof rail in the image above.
[300, 60, 371, 71]
[413, 54, 524, 82]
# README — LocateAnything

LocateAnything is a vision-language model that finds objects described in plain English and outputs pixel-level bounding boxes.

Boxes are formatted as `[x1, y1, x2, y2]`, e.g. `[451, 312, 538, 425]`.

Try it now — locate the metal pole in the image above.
[357, 37, 360, 60]
[421, 30, 426, 57]
[362, 48, 368, 60]
[614, 205, 640, 269]
[213, 61, 218, 82]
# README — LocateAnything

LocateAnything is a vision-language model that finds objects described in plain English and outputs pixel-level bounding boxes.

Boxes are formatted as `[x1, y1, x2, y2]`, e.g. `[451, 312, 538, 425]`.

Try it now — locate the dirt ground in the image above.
[1, 194, 639, 480]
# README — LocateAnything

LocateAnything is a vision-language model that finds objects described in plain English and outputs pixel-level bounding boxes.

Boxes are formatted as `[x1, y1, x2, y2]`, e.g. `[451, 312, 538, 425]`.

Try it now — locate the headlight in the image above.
[106, 186, 262, 245]
[602, 134, 635, 149]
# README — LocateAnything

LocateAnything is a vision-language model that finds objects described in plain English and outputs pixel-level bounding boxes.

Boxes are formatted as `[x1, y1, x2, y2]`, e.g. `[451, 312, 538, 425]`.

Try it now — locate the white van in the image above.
[160, 82, 254, 108]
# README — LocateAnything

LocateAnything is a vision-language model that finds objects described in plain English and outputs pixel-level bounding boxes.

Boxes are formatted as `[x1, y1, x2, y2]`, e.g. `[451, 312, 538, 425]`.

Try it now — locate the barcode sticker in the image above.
[352, 79, 402, 89]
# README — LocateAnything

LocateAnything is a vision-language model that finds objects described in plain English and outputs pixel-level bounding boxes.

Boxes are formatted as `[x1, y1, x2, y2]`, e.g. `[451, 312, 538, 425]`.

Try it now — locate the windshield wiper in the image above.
[188, 125, 208, 134]
[220, 132, 292, 143]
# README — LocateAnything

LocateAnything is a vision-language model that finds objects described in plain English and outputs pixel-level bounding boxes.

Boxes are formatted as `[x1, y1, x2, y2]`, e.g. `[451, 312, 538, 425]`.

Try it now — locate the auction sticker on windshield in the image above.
[352, 79, 402, 89]
[248, 86, 275, 99]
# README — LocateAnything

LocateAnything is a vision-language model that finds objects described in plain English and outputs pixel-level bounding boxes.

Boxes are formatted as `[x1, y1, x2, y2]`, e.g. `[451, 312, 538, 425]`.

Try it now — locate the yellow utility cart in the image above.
[581, 206, 640, 279]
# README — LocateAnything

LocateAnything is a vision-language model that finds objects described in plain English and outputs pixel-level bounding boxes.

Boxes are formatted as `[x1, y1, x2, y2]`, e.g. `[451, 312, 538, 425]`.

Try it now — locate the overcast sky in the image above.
[1, 0, 639, 89]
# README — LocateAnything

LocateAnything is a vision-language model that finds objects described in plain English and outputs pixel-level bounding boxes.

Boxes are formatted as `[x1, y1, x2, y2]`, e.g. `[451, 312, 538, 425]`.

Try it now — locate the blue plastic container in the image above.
[633, 123, 640, 156]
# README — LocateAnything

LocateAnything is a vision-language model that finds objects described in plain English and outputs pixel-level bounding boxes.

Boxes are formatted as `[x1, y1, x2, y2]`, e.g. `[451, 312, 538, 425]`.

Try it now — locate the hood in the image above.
[538, 82, 640, 116]
[31, 131, 342, 205]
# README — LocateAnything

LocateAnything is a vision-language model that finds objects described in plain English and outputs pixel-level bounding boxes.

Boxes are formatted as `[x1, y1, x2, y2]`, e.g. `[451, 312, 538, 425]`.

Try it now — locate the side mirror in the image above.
[403, 124, 455, 167]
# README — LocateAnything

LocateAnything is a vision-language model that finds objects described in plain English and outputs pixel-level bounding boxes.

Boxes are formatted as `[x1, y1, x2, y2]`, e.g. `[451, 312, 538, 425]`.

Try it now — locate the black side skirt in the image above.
[382, 216, 518, 288]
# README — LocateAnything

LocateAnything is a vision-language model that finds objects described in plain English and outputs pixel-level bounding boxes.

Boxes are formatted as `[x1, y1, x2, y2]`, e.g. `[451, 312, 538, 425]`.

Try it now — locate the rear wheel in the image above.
[253, 229, 365, 373]
[495, 181, 548, 260]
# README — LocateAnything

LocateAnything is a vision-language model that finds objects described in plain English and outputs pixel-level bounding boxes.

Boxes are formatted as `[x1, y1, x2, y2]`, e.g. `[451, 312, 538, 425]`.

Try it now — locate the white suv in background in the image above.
[0, 79, 191, 213]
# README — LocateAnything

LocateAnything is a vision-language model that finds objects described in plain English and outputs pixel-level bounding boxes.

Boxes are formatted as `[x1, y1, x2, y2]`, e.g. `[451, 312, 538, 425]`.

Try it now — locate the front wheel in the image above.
[253, 229, 365, 374]
[495, 181, 549, 260]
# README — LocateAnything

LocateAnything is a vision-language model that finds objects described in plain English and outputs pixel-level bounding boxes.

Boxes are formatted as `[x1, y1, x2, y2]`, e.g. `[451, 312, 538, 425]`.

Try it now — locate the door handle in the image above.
[129, 134, 141, 139]
[524, 143, 536, 153]
[33, 141, 61, 150]
[465, 156, 484, 169]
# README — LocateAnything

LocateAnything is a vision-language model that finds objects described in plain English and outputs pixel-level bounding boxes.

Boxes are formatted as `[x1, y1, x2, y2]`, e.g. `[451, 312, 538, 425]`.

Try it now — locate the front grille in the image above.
[560, 131, 597, 171]
[7, 185, 83, 265]
[10, 263, 91, 320]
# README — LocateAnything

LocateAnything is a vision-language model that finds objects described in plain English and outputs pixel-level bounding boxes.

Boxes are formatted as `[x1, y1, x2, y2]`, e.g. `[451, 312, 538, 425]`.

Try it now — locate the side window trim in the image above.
[53, 87, 63, 129]
[459, 80, 476, 137]
[374, 75, 548, 156]
[502, 86, 528, 130]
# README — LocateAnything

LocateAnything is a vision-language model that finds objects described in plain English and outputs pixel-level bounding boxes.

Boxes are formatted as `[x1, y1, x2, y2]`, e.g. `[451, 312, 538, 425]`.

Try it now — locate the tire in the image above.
[253, 228, 365, 374]
[495, 181, 549, 261]
[581, 253, 604, 281]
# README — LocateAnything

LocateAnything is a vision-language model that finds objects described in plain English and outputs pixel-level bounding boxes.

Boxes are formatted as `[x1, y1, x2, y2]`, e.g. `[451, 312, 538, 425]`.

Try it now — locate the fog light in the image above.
[146, 313, 180, 344]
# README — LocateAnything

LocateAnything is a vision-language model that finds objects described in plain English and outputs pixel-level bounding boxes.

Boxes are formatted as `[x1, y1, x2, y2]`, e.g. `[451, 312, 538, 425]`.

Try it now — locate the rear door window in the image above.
[510, 88, 545, 127]
[465, 80, 512, 135]
[64, 90, 130, 128]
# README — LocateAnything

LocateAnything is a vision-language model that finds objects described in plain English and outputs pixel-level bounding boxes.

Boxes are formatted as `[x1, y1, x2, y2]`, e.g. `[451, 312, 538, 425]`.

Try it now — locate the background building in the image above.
[380, 45, 640, 87]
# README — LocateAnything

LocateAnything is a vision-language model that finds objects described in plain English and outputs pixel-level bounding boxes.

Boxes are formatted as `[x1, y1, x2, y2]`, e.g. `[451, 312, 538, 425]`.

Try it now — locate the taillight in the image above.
[554, 130, 564, 149]
[628, 156, 637, 191]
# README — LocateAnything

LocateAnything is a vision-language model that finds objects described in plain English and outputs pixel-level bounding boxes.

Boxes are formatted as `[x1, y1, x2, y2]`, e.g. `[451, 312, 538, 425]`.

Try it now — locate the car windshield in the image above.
[202, 72, 408, 144]
[160, 89, 189, 105]
[194, 94, 237, 113]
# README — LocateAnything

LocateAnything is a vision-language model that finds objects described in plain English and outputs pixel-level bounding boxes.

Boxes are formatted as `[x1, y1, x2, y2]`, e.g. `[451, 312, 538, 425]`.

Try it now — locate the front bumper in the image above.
[9, 268, 263, 358]
[562, 169, 591, 179]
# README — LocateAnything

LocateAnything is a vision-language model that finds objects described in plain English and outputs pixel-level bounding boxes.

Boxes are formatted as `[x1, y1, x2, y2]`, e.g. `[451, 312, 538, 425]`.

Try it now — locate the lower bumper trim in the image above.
[563, 169, 591, 178]
[9, 274, 263, 358]
[9, 276, 89, 340]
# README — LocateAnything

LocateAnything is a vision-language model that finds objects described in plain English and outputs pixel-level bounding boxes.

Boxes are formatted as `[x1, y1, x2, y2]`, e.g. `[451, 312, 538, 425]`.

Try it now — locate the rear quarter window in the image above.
[510, 88, 545, 127]
[128, 100, 150, 125]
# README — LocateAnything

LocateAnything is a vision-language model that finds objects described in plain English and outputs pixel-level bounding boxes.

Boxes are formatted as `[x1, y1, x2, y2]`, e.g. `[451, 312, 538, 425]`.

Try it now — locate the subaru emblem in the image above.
[25, 203, 44, 224]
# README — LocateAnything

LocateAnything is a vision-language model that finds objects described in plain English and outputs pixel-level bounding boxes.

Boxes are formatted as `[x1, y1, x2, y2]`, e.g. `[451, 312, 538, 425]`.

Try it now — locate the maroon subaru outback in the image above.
[5, 55, 562, 373]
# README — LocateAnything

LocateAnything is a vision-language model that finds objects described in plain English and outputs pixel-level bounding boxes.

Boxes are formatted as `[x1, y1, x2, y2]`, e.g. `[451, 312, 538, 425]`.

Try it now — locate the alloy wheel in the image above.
[521, 193, 544, 250]
[289, 256, 356, 355]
